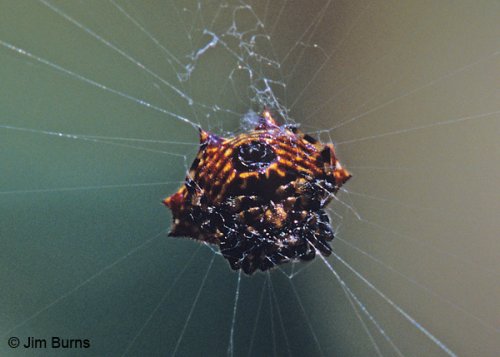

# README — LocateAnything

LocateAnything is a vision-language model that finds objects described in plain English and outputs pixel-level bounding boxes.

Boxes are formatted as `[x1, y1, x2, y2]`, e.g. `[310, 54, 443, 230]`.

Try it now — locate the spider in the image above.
[164, 111, 351, 274]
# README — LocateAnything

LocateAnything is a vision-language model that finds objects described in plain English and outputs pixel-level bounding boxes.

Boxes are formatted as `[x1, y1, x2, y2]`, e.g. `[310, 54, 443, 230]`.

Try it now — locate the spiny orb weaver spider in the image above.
[164, 111, 351, 274]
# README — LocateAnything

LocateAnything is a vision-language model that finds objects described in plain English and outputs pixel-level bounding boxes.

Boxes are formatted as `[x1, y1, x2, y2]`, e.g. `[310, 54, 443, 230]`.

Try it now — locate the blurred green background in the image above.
[1, 1, 499, 356]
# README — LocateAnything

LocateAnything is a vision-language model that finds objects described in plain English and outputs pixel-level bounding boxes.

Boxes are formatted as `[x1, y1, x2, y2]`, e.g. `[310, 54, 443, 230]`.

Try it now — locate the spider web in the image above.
[1, 0, 499, 356]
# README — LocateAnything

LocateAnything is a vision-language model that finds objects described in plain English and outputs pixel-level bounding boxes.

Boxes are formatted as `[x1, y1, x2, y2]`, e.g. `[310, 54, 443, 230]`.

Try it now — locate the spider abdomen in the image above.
[164, 111, 351, 274]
